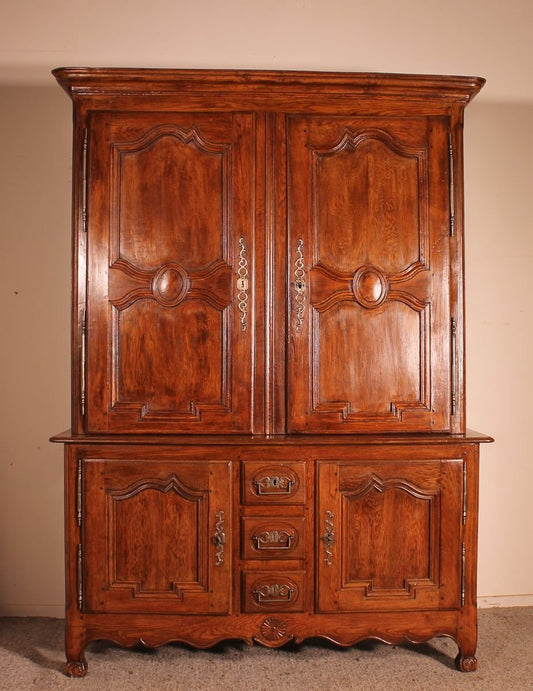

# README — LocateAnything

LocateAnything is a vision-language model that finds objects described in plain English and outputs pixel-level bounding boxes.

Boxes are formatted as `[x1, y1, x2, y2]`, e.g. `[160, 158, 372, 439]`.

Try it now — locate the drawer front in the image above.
[241, 517, 306, 560]
[242, 462, 306, 505]
[242, 571, 306, 613]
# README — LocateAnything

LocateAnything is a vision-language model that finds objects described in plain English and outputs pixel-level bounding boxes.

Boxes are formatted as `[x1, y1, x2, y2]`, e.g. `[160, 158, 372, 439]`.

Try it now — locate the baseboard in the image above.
[0, 604, 64, 618]
[478, 594, 533, 608]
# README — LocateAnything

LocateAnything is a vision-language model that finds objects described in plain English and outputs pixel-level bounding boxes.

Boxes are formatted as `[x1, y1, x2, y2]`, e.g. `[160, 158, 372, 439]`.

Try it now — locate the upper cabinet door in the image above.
[287, 116, 451, 433]
[86, 112, 258, 433]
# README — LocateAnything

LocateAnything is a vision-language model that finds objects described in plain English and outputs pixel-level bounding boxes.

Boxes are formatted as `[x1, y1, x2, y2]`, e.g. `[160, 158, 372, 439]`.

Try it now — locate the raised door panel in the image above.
[83, 459, 232, 614]
[317, 458, 462, 612]
[287, 117, 451, 433]
[86, 112, 257, 433]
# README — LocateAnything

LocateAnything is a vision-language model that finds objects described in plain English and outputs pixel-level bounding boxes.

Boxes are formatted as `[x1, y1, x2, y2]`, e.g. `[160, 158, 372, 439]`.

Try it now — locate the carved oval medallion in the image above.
[352, 265, 389, 309]
[152, 263, 189, 307]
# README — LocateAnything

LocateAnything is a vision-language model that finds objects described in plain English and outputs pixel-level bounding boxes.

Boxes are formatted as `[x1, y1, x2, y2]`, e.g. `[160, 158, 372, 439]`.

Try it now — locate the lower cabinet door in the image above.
[317, 458, 463, 612]
[82, 458, 232, 614]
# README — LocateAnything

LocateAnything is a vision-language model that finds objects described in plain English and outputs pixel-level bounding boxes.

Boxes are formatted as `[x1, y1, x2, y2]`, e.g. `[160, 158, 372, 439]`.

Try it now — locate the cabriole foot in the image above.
[65, 656, 88, 677]
[455, 653, 477, 672]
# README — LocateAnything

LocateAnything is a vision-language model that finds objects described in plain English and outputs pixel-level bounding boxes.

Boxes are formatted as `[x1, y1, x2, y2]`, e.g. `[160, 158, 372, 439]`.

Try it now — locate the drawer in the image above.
[241, 517, 306, 560]
[241, 462, 306, 505]
[242, 571, 306, 613]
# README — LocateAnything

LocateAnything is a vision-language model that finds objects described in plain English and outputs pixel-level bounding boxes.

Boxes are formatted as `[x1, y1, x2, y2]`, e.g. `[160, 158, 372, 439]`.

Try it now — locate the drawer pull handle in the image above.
[252, 583, 296, 605]
[254, 475, 294, 495]
[252, 530, 294, 551]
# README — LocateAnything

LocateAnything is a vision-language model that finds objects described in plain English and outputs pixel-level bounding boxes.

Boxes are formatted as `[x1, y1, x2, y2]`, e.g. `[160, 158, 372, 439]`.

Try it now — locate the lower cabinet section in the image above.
[57, 434, 487, 676]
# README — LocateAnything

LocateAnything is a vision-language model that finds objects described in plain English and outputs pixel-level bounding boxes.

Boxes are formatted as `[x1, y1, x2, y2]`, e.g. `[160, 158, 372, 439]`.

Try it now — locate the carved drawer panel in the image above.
[241, 517, 306, 560]
[242, 462, 306, 505]
[242, 571, 306, 613]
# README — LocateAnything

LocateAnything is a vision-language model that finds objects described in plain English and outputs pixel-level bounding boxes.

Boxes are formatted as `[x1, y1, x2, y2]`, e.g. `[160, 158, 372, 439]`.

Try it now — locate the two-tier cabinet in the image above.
[51, 68, 492, 676]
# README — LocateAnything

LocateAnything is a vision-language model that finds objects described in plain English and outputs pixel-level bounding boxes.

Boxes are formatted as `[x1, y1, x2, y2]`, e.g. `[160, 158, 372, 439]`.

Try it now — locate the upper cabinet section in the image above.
[54, 68, 484, 436]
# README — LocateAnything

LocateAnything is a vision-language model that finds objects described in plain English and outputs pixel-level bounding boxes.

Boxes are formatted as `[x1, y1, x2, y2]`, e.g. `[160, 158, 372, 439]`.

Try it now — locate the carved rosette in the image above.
[259, 617, 289, 644]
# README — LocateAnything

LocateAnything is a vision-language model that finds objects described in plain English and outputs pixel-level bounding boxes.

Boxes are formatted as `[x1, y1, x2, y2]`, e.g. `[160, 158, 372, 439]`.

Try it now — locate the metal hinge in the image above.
[80, 311, 87, 417]
[448, 132, 455, 237]
[81, 129, 88, 233]
[76, 459, 83, 527]
[461, 542, 466, 607]
[463, 460, 467, 525]
[451, 317, 457, 415]
[77, 544, 83, 611]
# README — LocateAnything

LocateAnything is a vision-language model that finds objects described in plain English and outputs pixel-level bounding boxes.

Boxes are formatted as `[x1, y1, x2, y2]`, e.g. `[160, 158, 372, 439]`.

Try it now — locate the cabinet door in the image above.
[316, 458, 462, 612]
[83, 459, 232, 614]
[86, 112, 257, 433]
[287, 116, 451, 433]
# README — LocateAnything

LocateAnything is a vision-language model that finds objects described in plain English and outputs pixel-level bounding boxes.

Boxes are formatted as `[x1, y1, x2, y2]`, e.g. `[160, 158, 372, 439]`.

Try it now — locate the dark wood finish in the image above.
[51, 68, 489, 677]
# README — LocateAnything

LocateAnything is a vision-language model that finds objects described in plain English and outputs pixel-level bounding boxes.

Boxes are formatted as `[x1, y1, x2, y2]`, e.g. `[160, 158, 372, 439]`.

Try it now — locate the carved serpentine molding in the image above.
[312, 260, 430, 313]
[108, 474, 205, 502]
[109, 257, 231, 311]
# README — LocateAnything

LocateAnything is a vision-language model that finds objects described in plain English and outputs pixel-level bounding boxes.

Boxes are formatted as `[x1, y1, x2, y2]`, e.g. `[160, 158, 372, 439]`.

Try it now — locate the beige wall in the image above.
[1, 0, 531, 616]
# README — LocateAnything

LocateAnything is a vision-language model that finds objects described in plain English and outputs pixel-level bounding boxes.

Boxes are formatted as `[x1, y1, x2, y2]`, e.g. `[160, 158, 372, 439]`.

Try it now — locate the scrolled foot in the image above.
[455, 653, 477, 672]
[65, 657, 88, 677]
